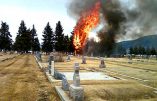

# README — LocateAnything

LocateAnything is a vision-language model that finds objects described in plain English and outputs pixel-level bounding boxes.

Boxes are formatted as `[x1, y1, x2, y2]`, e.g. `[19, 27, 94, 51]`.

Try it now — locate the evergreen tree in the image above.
[55, 21, 64, 52]
[14, 20, 31, 52]
[33, 38, 40, 51]
[42, 22, 54, 53]
[150, 47, 156, 55]
[146, 47, 151, 55]
[68, 31, 75, 53]
[116, 44, 126, 55]
[63, 35, 69, 52]
[133, 46, 138, 55]
[20, 29, 32, 52]
[31, 25, 40, 52]
[129, 47, 134, 54]
[141, 46, 146, 55]
[0, 22, 12, 51]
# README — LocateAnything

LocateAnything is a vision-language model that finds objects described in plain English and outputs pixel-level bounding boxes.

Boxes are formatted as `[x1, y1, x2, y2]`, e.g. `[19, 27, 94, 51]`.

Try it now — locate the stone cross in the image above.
[82, 56, 86, 64]
[99, 58, 106, 68]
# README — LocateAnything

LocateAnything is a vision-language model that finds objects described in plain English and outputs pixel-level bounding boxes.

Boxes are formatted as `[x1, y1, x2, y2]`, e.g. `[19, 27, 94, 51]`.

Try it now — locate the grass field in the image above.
[1, 54, 157, 101]
[0, 52, 18, 62]
[42, 54, 157, 100]
[42, 55, 157, 88]
[0, 55, 60, 101]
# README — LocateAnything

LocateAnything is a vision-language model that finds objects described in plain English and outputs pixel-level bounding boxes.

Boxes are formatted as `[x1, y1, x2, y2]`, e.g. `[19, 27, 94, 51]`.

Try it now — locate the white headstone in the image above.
[69, 62, 84, 101]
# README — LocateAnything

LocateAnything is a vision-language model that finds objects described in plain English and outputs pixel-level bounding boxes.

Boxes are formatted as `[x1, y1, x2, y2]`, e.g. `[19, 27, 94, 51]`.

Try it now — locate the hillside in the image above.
[118, 35, 157, 49]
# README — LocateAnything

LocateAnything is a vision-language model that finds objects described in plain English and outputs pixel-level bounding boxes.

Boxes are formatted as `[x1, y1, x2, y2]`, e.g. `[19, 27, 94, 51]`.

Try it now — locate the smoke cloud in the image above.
[67, 0, 157, 55]
[121, 0, 157, 39]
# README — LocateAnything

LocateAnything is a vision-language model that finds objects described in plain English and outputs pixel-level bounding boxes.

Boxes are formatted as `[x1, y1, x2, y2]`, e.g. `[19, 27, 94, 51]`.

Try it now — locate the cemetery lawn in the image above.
[0, 55, 60, 101]
[37, 54, 157, 100]
[81, 80, 157, 101]
[52, 56, 157, 88]
[0, 52, 18, 62]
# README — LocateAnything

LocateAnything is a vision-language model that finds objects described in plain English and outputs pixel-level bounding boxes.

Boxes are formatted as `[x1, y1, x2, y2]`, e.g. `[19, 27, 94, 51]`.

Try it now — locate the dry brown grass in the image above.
[84, 84, 156, 101]
[0, 52, 18, 62]
[0, 55, 60, 101]
[64, 80, 157, 101]
[41, 55, 157, 100]
[80, 80, 157, 101]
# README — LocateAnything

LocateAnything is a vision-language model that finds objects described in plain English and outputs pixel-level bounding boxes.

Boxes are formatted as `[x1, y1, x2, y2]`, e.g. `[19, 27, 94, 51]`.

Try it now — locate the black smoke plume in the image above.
[67, 0, 157, 56]
[121, 0, 157, 39]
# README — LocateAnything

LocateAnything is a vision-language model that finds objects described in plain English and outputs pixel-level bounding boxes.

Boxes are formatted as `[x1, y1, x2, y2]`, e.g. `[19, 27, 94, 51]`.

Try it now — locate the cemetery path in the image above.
[0, 54, 60, 101]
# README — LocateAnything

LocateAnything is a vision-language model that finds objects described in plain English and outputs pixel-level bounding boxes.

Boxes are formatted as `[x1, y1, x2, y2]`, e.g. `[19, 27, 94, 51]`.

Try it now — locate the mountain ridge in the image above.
[117, 35, 157, 49]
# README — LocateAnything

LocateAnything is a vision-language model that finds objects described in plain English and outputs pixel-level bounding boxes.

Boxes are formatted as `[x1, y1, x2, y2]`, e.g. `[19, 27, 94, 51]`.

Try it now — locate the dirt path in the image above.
[0, 55, 60, 101]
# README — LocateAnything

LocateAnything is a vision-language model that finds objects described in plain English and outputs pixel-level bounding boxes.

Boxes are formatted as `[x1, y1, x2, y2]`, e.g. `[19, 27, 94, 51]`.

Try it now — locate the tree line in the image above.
[129, 46, 157, 55]
[0, 20, 74, 53]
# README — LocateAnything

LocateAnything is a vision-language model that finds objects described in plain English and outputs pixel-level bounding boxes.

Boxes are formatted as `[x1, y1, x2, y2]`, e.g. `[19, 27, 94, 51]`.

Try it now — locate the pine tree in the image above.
[31, 25, 40, 52]
[42, 22, 54, 53]
[150, 47, 156, 55]
[129, 47, 134, 54]
[33, 38, 40, 51]
[14, 20, 31, 52]
[55, 21, 64, 52]
[63, 35, 70, 52]
[0, 22, 12, 51]
[146, 47, 151, 55]
[68, 31, 75, 53]
[21, 29, 32, 52]
[133, 46, 138, 55]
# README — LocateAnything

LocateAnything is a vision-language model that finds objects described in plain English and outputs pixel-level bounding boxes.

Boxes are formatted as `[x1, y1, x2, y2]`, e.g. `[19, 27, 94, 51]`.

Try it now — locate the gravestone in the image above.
[66, 55, 71, 62]
[82, 56, 86, 64]
[99, 58, 106, 68]
[48, 55, 54, 76]
[69, 63, 84, 101]
[128, 54, 132, 64]
[54, 70, 65, 80]
[73, 63, 80, 86]
[126, 49, 132, 64]
[62, 76, 69, 91]
[36, 52, 42, 61]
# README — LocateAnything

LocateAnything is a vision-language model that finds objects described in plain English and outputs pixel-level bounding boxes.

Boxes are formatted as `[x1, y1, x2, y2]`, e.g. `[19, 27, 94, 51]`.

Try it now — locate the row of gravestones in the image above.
[47, 55, 84, 101]
[47, 55, 65, 80]
[36, 54, 107, 101]
[35, 52, 65, 80]
[62, 63, 84, 101]
[65, 55, 107, 101]
[66, 55, 106, 68]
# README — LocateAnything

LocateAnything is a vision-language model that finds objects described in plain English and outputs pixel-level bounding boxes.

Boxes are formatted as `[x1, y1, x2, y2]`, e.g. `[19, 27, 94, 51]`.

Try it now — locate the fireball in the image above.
[73, 1, 101, 52]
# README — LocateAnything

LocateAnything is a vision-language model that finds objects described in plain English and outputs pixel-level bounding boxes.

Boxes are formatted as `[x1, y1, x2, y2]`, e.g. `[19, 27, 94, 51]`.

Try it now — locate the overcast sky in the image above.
[0, 0, 77, 43]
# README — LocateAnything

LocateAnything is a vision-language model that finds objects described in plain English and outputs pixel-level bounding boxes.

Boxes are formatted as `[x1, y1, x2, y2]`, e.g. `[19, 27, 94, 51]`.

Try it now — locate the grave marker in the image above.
[69, 63, 84, 101]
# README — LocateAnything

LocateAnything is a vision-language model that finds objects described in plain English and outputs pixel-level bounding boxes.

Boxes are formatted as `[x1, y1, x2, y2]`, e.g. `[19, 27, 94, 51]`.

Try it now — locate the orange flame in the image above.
[73, 1, 101, 51]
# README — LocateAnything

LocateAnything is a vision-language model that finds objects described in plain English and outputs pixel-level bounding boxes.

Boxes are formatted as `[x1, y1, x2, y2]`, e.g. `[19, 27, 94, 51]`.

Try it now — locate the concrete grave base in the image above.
[61, 72, 117, 80]
[55, 86, 72, 101]
[69, 84, 84, 101]
[99, 64, 106, 68]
